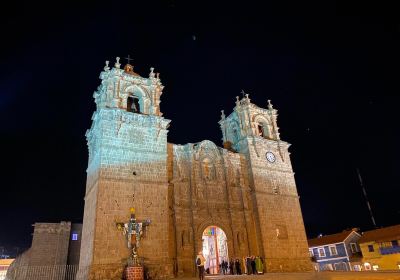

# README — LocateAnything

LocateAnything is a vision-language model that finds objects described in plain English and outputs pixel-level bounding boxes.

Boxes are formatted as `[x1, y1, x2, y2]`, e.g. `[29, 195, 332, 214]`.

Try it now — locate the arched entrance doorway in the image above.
[202, 226, 229, 274]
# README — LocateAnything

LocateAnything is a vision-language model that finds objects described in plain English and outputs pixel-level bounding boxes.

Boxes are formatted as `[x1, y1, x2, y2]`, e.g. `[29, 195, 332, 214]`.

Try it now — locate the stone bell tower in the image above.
[219, 94, 311, 272]
[77, 58, 173, 280]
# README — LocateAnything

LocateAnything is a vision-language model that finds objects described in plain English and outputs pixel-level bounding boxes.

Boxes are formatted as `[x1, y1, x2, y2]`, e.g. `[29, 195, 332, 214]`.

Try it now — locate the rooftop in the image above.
[359, 224, 400, 243]
[308, 230, 357, 247]
[0, 258, 14, 265]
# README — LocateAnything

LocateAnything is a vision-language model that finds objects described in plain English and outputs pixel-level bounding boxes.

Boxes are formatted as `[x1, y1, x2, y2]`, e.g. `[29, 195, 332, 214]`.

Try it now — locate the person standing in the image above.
[235, 258, 242, 275]
[229, 258, 235, 274]
[251, 256, 256, 274]
[246, 256, 252, 274]
[255, 256, 264, 274]
[196, 251, 206, 280]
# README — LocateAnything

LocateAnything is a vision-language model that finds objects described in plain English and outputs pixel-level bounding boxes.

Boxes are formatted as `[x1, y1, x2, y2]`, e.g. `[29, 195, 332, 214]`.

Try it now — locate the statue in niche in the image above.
[196, 185, 205, 200]
[179, 183, 188, 197]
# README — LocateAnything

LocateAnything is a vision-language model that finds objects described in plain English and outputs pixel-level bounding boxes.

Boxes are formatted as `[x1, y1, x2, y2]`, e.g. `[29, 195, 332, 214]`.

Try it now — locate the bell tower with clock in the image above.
[219, 94, 311, 272]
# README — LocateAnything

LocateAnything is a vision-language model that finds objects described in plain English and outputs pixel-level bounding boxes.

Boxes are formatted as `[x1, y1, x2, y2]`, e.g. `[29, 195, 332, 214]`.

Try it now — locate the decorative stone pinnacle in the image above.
[115, 57, 121, 69]
[268, 99, 274, 110]
[245, 93, 250, 101]
[104, 61, 110, 71]
[221, 110, 225, 119]
[156, 72, 160, 79]
[150, 67, 155, 78]
[236, 96, 240, 102]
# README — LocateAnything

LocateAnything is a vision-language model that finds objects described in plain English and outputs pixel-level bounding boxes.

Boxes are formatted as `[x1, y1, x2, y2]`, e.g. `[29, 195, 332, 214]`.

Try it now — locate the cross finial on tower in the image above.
[241, 90, 246, 98]
[125, 55, 134, 65]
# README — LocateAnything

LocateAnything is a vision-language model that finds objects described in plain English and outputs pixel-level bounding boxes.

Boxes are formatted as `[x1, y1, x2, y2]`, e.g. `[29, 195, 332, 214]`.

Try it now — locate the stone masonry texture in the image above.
[77, 63, 312, 279]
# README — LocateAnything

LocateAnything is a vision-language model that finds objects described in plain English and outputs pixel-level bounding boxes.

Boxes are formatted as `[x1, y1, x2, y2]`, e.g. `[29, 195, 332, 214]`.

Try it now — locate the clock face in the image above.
[266, 152, 276, 163]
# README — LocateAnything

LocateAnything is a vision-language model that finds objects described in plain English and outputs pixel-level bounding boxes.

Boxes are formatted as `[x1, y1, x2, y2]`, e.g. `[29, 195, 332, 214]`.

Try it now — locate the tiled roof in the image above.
[359, 224, 400, 243]
[308, 230, 356, 247]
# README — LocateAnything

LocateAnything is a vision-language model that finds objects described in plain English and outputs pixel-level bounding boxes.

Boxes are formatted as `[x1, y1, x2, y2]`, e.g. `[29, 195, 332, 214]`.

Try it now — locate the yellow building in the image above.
[0, 259, 14, 280]
[359, 224, 400, 271]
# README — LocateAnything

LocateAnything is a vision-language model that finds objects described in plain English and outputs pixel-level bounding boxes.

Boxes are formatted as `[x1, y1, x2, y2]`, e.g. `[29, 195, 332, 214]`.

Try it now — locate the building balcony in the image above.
[379, 246, 400, 255]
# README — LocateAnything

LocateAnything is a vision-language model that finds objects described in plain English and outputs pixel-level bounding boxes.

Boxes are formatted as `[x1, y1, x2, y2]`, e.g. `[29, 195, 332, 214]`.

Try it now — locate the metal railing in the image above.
[7, 265, 78, 280]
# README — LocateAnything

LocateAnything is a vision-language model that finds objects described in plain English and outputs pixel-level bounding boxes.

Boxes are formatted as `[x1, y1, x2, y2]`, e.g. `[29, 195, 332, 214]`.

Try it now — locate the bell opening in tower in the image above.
[202, 226, 229, 274]
[127, 96, 140, 113]
[257, 124, 264, 137]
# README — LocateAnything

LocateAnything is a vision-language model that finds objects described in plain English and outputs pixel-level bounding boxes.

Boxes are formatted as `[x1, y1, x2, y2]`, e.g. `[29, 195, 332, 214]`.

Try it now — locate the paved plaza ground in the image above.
[180, 272, 400, 280]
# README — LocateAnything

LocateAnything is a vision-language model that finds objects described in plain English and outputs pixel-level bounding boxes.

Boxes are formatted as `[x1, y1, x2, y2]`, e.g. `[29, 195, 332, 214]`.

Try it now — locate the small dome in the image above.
[124, 64, 141, 77]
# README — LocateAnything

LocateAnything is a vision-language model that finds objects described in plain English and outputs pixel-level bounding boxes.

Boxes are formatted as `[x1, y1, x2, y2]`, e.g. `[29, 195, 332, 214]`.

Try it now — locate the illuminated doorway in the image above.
[202, 226, 229, 274]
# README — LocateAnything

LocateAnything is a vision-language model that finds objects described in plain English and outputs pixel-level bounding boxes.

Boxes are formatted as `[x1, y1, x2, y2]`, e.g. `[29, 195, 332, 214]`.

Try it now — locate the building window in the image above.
[350, 243, 358, 253]
[257, 125, 264, 137]
[329, 245, 338, 255]
[72, 233, 78, 241]
[392, 240, 399, 247]
[368, 245, 374, 252]
[127, 96, 140, 113]
[372, 265, 379, 271]
[318, 247, 326, 257]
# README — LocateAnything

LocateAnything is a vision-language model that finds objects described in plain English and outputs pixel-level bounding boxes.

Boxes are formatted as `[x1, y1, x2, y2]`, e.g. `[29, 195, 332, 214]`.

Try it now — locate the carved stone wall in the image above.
[169, 140, 256, 276]
[78, 62, 311, 280]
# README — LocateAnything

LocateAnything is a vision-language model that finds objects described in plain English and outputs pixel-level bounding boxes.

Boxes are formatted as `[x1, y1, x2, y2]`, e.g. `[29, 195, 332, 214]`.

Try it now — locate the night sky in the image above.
[1, 1, 400, 252]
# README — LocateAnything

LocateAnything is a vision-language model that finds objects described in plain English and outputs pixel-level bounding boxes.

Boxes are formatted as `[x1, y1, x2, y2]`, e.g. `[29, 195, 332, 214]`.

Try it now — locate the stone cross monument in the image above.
[116, 207, 151, 265]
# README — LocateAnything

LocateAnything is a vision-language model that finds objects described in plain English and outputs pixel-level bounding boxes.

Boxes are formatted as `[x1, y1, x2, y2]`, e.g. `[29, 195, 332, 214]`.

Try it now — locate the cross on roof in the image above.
[241, 90, 246, 98]
[125, 55, 133, 65]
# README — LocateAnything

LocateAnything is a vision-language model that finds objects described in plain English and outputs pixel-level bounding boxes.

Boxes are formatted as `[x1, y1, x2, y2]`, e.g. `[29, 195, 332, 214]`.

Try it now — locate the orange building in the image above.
[0, 259, 14, 280]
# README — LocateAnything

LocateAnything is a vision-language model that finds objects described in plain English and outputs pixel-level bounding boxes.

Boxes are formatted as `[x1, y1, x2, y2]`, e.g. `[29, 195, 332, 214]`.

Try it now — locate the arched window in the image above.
[257, 124, 264, 137]
[257, 123, 270, 139]
[127, 96, 140, 113]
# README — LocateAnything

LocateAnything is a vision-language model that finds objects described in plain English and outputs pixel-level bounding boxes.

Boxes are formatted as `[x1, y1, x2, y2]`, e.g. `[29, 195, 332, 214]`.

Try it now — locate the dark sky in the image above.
[1, 1, 400, 251]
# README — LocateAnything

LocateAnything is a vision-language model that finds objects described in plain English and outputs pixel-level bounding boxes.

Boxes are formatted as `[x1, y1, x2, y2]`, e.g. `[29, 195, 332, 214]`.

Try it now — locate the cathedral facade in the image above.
[77, 58, 311, 279]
